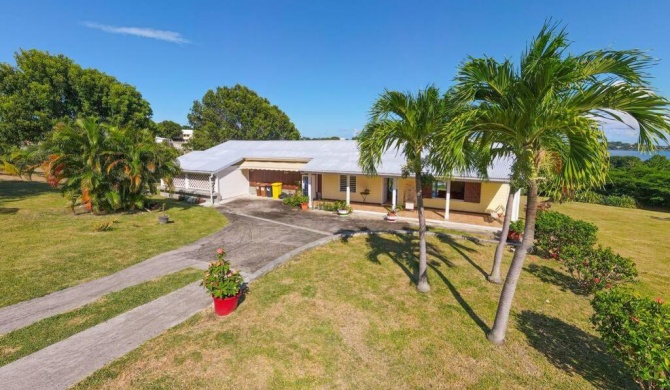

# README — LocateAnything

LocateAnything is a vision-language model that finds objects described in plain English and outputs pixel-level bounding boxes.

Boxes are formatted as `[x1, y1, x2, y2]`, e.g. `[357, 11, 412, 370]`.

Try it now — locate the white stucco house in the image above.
[161, 140, 521, 221]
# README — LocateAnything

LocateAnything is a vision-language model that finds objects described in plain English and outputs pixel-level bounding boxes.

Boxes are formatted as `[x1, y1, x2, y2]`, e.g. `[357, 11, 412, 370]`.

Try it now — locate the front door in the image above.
[386, 178, 394, 204]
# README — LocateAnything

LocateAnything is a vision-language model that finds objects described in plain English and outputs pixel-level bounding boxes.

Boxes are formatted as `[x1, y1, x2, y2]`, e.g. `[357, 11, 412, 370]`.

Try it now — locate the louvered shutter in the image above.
[464, 182, 482, 203]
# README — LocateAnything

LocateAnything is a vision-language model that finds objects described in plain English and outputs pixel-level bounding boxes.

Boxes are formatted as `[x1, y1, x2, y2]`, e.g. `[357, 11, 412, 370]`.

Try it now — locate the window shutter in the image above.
[464, 182, 482, 203]
[349, 176, 357, 193]
[421, 185, 432, 199]
[339, 175, 347, 192]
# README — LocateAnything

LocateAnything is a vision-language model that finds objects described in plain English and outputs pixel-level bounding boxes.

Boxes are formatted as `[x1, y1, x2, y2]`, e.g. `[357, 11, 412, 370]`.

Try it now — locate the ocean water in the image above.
[608, 149, 670, 160]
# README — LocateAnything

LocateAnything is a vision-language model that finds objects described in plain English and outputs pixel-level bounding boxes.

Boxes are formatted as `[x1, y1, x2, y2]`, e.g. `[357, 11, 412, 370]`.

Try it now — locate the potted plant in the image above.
[158, 204, 169, 224]
[385, 205, 403, 222]
[202, 248, 246, 316]
[507, 220, 524, 242]
[360, 188, 370, 202]
[282, 193, 309, 210]
[335, 200, 351, 216]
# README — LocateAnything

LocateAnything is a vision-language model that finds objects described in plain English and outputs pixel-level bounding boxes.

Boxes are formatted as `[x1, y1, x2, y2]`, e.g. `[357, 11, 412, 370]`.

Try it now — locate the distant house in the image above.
[181, 129, 194, 141]
[162, 140, 521, 221]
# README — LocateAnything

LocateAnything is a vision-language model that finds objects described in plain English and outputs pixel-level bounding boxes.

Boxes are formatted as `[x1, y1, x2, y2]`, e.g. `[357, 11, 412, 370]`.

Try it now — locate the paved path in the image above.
[0, 198, 501, 389]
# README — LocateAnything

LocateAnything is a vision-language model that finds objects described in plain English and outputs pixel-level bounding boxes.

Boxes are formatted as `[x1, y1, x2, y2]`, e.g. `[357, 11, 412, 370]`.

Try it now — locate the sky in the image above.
[2, 1, 670, 142]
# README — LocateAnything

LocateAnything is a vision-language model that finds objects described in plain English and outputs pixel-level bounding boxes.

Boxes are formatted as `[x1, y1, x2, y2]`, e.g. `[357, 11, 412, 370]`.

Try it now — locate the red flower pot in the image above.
[212, 292, 241, 316]
[300, 202, 309, 210]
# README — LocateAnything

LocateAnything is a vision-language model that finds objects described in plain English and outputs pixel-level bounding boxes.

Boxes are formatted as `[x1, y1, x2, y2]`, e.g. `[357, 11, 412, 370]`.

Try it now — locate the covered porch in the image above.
[314, 200, 504, 228]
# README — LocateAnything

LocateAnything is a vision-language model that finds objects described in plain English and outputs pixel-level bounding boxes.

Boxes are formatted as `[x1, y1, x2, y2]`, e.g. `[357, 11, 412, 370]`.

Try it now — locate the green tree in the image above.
[358, 86, 475, 292]
[42, 118, 179, 213]
[452, 23, 670, 344]
[155, 120, 184, 139]
[187, 84, 300, 150]
[0, 49, 153, 152]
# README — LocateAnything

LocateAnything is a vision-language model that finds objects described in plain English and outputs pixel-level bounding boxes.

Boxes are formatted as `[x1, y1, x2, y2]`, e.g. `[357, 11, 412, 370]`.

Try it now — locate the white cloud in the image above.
[82, 22, 190, 44]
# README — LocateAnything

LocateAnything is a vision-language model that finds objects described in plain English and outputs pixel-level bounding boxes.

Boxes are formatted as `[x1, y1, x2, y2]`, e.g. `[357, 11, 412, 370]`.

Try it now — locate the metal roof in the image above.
[177, 140, 514, 182]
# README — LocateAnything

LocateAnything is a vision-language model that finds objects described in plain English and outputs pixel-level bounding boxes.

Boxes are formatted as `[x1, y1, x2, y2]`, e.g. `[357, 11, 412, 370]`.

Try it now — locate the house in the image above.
[181, 129, 194, 141]
[163, 140, 521, 221]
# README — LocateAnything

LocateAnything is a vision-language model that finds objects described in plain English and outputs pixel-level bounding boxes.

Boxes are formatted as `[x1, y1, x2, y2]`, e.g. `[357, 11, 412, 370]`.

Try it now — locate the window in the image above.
[339, 175, 357, 193]
[450, 181, 466, 200]
[429, 181, 448, 199]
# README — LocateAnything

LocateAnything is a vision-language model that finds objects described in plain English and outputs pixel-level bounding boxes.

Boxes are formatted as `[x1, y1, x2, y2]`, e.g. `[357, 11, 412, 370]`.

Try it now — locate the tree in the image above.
[0, 49, 153, 152]
[155, 120, 184, 139]
[358, 86, 473, 292]
[187, 84, 300, 150]
[452, 23, 670, 344]
[41, 118, 179, 213]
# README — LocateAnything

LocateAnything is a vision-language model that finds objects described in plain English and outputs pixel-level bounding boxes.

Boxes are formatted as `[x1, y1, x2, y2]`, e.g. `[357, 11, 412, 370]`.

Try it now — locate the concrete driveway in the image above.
[211, 197, 413, 274]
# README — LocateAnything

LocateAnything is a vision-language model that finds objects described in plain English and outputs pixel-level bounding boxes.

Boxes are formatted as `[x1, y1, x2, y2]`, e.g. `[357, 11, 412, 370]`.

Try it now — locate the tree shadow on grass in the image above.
[526, 263, 588, 296]
[365, 232, 489, 334]
[517, 311, 634, 389]
[433, 234, 488, 278]
[0, 179, 59, 202]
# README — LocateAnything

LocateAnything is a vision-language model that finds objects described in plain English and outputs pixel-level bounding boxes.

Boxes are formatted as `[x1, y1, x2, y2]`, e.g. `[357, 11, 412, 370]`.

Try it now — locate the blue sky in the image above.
[2, 1, 670, 141]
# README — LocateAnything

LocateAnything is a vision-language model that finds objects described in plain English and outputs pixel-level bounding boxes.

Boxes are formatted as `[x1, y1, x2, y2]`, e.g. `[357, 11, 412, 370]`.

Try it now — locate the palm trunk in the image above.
[488, 180, 538, 344]
[415, 174, 430, 293]
[488, 187, 516, 284]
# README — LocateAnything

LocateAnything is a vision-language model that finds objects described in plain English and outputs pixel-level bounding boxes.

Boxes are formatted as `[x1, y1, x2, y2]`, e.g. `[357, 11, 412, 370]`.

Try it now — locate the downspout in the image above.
[209, 173, 215, 205]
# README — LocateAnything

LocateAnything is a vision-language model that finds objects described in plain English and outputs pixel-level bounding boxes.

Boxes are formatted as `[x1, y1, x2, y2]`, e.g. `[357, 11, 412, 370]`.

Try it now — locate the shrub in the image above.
[282, 193, 308, 207]
[508, 219, 525, 241]
[562, 245, 637, 293]
[591, 289, 670, 389]
[534, 211, 598, 260]
[574, 191, 637, 208]
[318, 202, 339, 212]
[601, 194, 637, 208]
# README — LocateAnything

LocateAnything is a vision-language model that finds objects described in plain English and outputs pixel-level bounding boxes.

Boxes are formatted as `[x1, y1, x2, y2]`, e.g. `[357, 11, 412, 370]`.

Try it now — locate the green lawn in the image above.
[0, 268, 202, 366]
[0, 178, 226, 307]
[76, 216, 667, 389]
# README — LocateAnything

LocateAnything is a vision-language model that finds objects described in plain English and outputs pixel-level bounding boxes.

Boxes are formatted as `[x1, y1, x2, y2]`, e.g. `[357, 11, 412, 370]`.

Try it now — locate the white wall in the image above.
[217, 165, 249, 200]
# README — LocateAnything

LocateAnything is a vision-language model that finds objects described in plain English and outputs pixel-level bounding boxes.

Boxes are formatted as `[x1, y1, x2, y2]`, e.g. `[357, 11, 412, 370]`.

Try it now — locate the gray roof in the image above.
[178, 140, 513, 182]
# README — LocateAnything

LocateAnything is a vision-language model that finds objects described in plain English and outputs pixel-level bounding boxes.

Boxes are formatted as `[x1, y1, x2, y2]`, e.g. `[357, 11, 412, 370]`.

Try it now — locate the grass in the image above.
[551, 202, 670, 297]
[0, 178, 226, 308]
[0, 268, 203, 366]
[74, 230, 649, 389]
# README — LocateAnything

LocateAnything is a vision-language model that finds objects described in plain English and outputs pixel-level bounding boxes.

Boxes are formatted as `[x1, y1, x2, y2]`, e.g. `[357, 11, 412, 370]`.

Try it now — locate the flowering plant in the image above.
[202, 248, 245, 298]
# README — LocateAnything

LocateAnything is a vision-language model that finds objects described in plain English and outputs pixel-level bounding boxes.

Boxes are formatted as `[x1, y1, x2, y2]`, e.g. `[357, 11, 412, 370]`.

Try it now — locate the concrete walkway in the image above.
[0, 199, 501, 389]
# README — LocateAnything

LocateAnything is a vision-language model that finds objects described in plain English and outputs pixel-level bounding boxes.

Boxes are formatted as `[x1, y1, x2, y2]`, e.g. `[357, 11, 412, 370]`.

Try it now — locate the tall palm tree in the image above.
[358, 86, 471, 292]
[452, 23, 670, 344]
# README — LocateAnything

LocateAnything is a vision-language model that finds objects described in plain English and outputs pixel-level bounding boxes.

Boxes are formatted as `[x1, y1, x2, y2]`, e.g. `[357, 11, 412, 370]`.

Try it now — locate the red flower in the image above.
[594, 277, 601, 284]
[605, 283, 612, 289]
[630, 316, 639, 323]
[583, 261, 589, 266]
[656, 297, 664, 304]
[216, 248, 225, 255]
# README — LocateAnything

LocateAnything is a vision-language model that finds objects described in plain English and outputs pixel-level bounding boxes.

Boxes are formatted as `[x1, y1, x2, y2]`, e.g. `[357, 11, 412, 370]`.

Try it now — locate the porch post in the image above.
[380, 177, 384, 204]
[444, 180, 451, 220]
[184, 172, 190, 189]
[511, 188, 521, 221]
[307, 174, 313, 209]
[392, 178, 397, 209]
[346, 174, 351, 206]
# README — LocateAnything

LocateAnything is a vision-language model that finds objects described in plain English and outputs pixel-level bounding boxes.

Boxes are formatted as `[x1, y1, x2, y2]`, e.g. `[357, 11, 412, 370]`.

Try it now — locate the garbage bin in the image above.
[265, 185, 273, 198]
[271, 182, 283, 199]
[260, 186, 266, 197]
[256, 186, 262, 196]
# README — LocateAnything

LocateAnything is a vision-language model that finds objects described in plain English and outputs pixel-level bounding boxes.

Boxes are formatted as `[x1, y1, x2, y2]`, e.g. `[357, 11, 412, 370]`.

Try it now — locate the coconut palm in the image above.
[358, 86, 474, 292]
[452, 23, 670, 344]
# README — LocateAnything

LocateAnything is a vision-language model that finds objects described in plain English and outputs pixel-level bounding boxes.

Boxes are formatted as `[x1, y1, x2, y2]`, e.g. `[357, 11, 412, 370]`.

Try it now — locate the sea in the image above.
[608, 149, 670, 160]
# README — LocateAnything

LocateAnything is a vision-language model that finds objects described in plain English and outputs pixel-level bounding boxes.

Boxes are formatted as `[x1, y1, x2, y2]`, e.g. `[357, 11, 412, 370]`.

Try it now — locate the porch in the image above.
[313, 200, 503, 228]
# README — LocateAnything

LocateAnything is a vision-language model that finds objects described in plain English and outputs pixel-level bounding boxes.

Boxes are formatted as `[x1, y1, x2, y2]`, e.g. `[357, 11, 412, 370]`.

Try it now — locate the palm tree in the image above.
[44, 118, 180, 212]
[358, 86, 469, 292]
[452, 23, 670, 344]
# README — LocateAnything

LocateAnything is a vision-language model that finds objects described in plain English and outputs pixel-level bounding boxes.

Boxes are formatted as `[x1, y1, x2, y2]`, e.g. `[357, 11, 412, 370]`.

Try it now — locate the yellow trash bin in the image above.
[271, 182, 283, 199]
